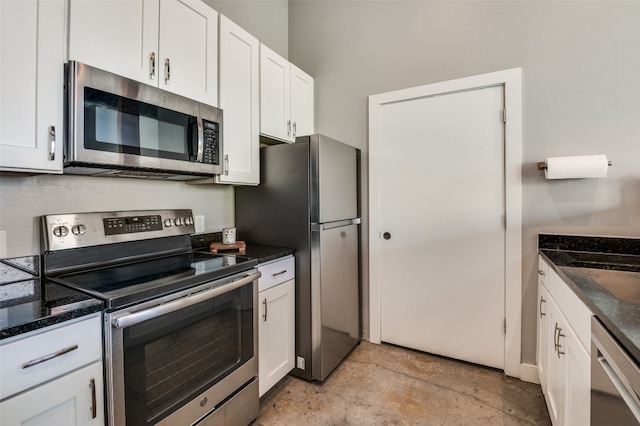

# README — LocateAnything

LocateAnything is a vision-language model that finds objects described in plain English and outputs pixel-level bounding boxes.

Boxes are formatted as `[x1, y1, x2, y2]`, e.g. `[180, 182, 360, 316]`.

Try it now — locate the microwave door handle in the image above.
[196, 117, 204, 162]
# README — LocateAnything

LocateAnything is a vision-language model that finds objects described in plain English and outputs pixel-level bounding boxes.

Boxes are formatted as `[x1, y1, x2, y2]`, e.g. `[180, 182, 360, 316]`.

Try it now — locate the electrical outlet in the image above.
[194, 215, 205, 233]
[296, 356, 305, 370]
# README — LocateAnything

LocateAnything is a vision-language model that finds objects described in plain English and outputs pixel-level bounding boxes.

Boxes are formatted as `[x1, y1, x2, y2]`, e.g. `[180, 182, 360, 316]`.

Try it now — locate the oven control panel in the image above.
[42, 209, 196, 251]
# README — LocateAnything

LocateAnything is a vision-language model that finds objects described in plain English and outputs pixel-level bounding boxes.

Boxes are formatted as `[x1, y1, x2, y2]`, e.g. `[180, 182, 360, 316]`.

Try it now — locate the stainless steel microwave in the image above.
[64, 61, 223, 180]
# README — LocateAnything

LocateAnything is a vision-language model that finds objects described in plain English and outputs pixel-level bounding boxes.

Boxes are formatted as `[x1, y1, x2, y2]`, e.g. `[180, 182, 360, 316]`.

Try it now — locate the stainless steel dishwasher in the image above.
[591, 316, 640, 425]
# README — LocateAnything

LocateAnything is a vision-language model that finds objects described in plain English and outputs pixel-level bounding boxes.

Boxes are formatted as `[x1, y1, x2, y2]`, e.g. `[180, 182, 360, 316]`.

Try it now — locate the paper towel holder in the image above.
[537, 160, 612, 170]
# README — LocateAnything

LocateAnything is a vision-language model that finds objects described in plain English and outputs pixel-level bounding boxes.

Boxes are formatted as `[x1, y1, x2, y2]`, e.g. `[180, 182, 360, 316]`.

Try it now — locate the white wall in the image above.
[288, 1, 640, 364]
[204, 0, 289, 59]
[0, 175, 234, 257]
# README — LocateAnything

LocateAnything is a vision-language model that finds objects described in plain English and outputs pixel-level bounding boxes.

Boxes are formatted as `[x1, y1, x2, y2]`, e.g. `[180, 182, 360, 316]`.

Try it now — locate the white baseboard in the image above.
[519, 363, 540, 384]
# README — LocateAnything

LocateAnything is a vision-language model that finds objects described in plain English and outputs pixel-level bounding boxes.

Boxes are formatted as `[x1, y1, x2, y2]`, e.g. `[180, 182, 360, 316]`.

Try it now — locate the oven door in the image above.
[105, 270, 259, 426]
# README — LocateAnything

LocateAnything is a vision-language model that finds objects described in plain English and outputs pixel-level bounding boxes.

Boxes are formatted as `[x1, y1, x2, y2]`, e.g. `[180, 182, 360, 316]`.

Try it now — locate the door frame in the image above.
[368, 68, 522, 378]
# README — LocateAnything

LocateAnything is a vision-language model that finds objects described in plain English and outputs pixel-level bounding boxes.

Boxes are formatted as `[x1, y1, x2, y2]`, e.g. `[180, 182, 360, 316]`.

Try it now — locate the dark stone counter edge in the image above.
[538, 249, 640, 366]
[539, 233, 640, 255]
[0, 303, 102, 340]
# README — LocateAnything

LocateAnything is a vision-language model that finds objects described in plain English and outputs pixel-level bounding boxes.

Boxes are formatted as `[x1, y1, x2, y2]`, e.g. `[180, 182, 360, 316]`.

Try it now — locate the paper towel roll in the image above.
[545, 155, 609, 179]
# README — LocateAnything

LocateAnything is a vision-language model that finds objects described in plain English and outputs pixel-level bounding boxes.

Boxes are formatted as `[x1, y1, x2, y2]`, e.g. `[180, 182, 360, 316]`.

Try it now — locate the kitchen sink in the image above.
[578, 267, 640, 304]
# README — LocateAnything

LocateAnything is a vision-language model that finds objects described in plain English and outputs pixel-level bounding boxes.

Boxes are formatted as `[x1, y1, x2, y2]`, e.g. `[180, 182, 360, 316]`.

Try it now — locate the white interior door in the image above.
[378, 85, 506, 369]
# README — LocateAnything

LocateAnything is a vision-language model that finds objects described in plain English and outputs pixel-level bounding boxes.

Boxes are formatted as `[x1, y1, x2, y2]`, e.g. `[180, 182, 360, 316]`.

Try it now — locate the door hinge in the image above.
[504, 213, 507, 229]
[503, 108, 507, 123]
[504, 318, 507, 334]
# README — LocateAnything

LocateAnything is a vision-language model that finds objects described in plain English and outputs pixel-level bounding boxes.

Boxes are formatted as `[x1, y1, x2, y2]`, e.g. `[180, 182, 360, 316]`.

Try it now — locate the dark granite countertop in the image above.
[0, 257, 103, 340]
[539, 234, 640, 365]
[192, 233, 293, 265]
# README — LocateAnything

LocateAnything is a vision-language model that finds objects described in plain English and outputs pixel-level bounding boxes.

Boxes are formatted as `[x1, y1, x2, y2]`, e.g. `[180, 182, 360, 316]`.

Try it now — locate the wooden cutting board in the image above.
[210, 241, 246, 254]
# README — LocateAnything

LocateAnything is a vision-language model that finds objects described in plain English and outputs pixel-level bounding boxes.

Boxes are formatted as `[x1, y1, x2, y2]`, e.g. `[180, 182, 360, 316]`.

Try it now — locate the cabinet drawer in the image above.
[258, 256, 295, 292]
[0, 314, 102, 400]
[538, 255, 549, 289]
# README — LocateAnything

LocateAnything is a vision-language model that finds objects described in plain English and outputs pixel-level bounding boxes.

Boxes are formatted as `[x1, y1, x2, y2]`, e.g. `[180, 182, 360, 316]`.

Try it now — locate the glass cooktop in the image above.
[48, 251, 257, 310]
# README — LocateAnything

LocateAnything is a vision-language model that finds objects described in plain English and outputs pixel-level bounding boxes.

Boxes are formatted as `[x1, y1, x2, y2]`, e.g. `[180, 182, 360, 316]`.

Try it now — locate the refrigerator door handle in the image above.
[312, 218, 361, 231]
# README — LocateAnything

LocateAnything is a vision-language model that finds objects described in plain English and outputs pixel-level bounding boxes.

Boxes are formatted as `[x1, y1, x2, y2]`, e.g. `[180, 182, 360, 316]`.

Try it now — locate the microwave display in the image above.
[84, 87, 196, 161]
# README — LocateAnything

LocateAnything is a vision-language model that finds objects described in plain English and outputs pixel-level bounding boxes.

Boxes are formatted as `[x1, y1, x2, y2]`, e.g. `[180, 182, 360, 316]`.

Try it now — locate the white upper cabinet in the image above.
[260, 44, 314, 143]
[216, 15, 260, 185]
[290, 64, 314, 139]
[69, 0, 218, 106]
[0, 0, 65, 173]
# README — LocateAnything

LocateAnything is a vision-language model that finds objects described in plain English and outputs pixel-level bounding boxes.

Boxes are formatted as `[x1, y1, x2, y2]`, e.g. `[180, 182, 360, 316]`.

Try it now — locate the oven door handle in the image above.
[112, 271, 261, 329]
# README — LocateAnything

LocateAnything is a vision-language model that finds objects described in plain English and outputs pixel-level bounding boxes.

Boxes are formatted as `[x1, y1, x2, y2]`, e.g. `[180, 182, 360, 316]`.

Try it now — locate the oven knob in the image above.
[184, 217, 193, 226]
[174, 217, 183, 226]
[53, 226, 69, 237]
[164, 218, 172, 227]
[71, 224, 86, 236]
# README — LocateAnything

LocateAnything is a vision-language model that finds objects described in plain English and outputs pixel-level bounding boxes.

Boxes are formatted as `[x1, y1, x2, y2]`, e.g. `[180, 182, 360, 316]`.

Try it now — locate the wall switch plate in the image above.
[296, 356, 305, 370]
[194, 215, 205, 233]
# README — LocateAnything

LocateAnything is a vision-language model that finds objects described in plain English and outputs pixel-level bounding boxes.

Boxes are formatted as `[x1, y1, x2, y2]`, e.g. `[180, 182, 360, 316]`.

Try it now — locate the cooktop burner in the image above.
[48, 251, 256, 310]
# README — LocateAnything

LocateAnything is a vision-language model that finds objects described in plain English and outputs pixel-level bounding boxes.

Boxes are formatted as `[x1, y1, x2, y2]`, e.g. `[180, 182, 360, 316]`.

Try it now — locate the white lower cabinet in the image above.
[0, 314, 104, 425]
[537, 256, 591, 426]
[0, 361, 104, 425]
[258, 256, 295, 397]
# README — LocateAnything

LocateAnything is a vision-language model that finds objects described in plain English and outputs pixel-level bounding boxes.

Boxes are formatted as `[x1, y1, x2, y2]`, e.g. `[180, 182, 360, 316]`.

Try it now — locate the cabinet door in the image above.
[565, 333, 590, 426]
[68, 0, 159, 85]
[290, 64, 314, 139]
[0, 362, 104, 426]
[546, 296, 567, 426]
[260, 43, 291, 142]
[258, 279, 295, 397]
[216, 15, 259, 185]
[159, 0, 218, 106]
[0, 0, 64, 173]
[537, 281, 550, 394]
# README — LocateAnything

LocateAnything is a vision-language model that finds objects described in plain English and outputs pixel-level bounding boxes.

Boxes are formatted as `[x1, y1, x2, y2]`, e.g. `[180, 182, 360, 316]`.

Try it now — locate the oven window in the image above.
[122, 283, 254, 425]
[83, 87, 196, 161]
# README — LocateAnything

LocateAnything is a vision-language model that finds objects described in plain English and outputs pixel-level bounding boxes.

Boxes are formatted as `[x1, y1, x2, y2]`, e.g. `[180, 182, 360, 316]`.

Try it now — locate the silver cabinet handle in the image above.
[113, 272, 260, 328]
[292, 122, 297, 137]
[224, 154, 229, 175]
[272, 270, 287, 277]
[538, 269, 545, 276]
[21, 344, 78, 369]
[90, 378, 97, 418]
[287, 120, 291, 136]
[149, 52, 156, 79]
[48, 126, 56, 161]
[539, 296, 546, 318]
[263, 298, 268, 322]
[554, 323, 565, 358]
[165, 58, 170, 84]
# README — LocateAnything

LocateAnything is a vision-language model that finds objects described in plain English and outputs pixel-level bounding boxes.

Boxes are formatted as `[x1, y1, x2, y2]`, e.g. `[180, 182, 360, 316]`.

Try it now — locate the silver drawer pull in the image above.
[272, 270, 287, 277]
[90, 378, 97, 418]
[21, 344, 79, 369]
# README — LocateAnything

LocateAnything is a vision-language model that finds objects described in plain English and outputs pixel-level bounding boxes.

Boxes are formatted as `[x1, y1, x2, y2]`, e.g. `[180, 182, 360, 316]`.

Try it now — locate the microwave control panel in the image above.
[202, 119, 219, 165]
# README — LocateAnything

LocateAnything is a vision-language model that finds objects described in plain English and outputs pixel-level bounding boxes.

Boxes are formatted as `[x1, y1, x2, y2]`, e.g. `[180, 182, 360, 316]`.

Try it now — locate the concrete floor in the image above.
[254, 341, 551, 425]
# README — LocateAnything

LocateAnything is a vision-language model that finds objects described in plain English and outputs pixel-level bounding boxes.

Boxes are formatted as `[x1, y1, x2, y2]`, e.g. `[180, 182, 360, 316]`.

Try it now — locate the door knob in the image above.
[383, 232, 391, 240]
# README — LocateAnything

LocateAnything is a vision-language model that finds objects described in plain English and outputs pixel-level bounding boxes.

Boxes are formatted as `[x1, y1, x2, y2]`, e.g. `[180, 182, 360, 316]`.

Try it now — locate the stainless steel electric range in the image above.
[41, 209, 260, 426]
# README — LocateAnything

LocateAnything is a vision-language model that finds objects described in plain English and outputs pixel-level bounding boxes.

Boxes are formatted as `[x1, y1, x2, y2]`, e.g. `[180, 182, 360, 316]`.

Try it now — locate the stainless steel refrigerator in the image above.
[235, 134, 361, 382]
